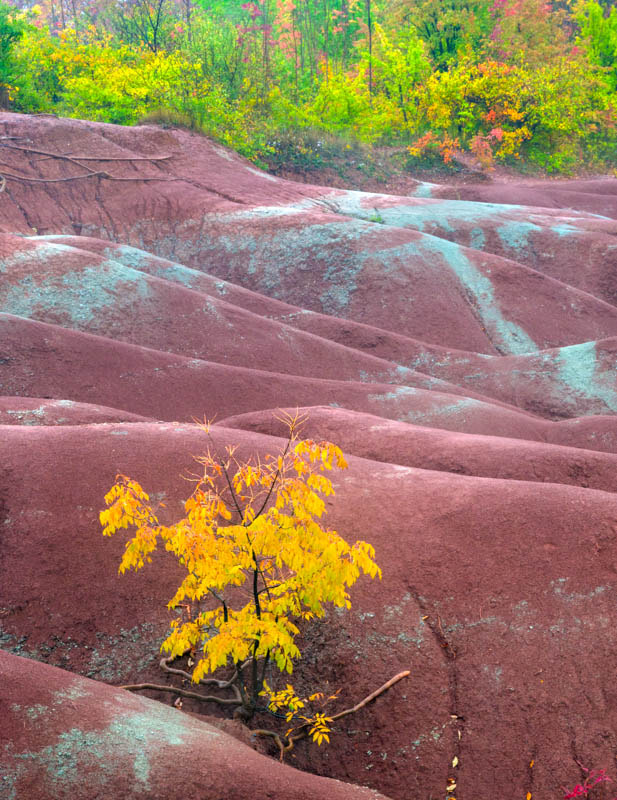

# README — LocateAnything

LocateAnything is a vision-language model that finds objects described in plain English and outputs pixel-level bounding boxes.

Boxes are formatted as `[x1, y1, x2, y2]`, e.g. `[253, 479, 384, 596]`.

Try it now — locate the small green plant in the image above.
[368, 208, 385, 224]
[101, 412, 408, 756]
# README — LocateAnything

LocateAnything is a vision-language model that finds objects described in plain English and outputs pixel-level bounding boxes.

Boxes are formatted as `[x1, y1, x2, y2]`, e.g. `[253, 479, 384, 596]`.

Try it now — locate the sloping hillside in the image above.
[1, 113, 617, 800]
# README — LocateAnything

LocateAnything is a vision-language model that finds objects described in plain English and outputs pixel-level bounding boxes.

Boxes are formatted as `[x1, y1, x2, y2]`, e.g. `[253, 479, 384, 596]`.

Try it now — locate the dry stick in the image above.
[0, 142, 173, 162]
[3, 146, 102, 176]
[330, 670, 410, 722]
[0, 171, 178, 183]
[118, 682, 243, 706]
[252, 670, 410, 759]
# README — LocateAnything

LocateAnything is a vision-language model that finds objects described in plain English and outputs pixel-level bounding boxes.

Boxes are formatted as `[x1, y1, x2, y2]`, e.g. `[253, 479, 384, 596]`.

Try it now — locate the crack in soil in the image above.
[407, 586, 463, 798]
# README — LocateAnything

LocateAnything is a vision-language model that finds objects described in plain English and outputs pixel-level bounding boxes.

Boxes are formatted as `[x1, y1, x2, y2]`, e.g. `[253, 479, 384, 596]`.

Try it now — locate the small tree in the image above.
[101, 412, 407, 754]
[0, 2, 25, 108]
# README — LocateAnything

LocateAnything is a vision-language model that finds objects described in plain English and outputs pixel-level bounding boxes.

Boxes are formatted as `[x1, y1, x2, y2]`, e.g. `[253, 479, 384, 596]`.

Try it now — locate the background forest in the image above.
[1, 0, 617, 174]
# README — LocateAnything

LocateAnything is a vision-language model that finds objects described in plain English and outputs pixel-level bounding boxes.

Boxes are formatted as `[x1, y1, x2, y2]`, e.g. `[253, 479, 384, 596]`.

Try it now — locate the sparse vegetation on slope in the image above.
[3, 0, 617, 174]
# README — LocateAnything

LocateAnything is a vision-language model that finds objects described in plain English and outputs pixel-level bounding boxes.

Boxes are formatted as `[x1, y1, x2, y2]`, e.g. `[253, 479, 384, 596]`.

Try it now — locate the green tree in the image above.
[0, 1, 25, 107]
[577, 0, 617, 89]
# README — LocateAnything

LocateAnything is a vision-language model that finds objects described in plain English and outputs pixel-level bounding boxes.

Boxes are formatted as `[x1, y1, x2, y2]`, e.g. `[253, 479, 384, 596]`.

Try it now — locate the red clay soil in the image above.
[1, 113, 617, 800]
[219, 406, 617, 491]
[0, 396, 153, 425]
[2, 422, 617, 800]
[0, 650, 392, 800]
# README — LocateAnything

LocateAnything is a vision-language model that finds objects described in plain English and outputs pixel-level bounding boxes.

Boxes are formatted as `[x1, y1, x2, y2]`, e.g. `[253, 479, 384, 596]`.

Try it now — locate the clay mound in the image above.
[3, 115, 617, 353]
[1, 651, 390, 800]
[547, 415, 617, 453]
[1, 421, 617, 799]
[429, 337, 617, 418]
[323, 189, 617, 304]
[219, 406, 617, 490]
[433, 177, 617, 219]
[3, 114, 617, 800]
[3, 314, 559, 439]
[0, 233, 500, 394]
[160, 208, 617, 354]
[8, 233, 616, 419]
[0, 396, 153, 425]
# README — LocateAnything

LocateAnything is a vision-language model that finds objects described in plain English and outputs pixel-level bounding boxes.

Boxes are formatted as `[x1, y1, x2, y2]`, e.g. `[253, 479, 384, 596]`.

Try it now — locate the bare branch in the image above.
[0, 170, 178, 184]
[330, 670, 410, 722]
[254, 670, 411, 757]
[0, 142, 173, 162]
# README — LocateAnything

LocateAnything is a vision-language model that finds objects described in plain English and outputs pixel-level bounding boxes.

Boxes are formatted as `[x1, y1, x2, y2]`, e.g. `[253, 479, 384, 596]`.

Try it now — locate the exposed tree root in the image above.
[252, 670, 410, 760]
[118, 681, 242, 706]
[0, 143, 177, 186]
[119, 663, 409, 759]
[0, 142, 173, 162]
[1, 171, 178, 183]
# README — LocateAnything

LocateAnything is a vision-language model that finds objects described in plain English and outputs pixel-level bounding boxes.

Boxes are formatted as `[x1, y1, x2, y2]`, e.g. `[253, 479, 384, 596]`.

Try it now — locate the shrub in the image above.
[101, 413, 406, 755]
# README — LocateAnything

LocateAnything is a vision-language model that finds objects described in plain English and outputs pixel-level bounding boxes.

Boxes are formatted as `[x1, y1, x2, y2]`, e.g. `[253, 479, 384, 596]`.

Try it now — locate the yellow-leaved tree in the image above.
[101, 412, 408, 756]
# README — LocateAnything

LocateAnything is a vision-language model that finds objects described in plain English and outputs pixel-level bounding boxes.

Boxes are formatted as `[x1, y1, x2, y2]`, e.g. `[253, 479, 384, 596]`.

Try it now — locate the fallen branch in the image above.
[0, 170, 178, 183]
[0, 142, 173, 162]
[252, 670, 410, 759]
[330, 670, 410, 722]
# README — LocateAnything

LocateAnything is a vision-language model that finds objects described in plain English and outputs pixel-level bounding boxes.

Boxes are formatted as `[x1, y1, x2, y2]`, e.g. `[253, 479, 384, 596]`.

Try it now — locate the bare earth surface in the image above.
[1, 113, 617, 800]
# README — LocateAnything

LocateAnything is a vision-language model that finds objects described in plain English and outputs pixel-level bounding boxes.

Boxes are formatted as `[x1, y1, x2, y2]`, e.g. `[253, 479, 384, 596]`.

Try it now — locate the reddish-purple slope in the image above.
[433, 177, 617, 219]
[1, 651, 392, 800]
[0, 396, 152, 425]
[3, 115, 617, 354]
[322, 188, 617, 306]
[1, 422, 617, 799]
[1, 314, 553, 438]
[13, 234, 616, 419]
[3, 114, 617, 800]
[0, 234, 497, 393]
[219, 406, 617, 489]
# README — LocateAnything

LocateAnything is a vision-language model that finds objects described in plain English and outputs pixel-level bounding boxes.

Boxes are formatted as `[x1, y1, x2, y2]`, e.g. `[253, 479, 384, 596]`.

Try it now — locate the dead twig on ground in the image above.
[0, 142, 173, 162]
[0, 170, 178, 183]
[252, 670, 410, 760]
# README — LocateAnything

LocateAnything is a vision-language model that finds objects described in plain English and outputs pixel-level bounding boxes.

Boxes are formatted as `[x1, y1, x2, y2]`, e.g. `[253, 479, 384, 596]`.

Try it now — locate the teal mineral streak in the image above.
[188, 220, 361, 301]
[550, 577, 610, 603]
[102, 244, 150, 271]
[469, 227, 486, 251]
[328, 193, 527, 234]
[411, 181, 439, 198]
[5, 691, 220, 795]
[550, 223, 582, 237]
[6, 406, 46, 425]
[555, 340, 617, 412]
[398, 396, 479, 425]
[420, 236, 538, 355]
[367, 392, 485, 425]
[368, 386, 420, 403]
[497, 220, 542, 253]
[1, 257, 152, 328]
